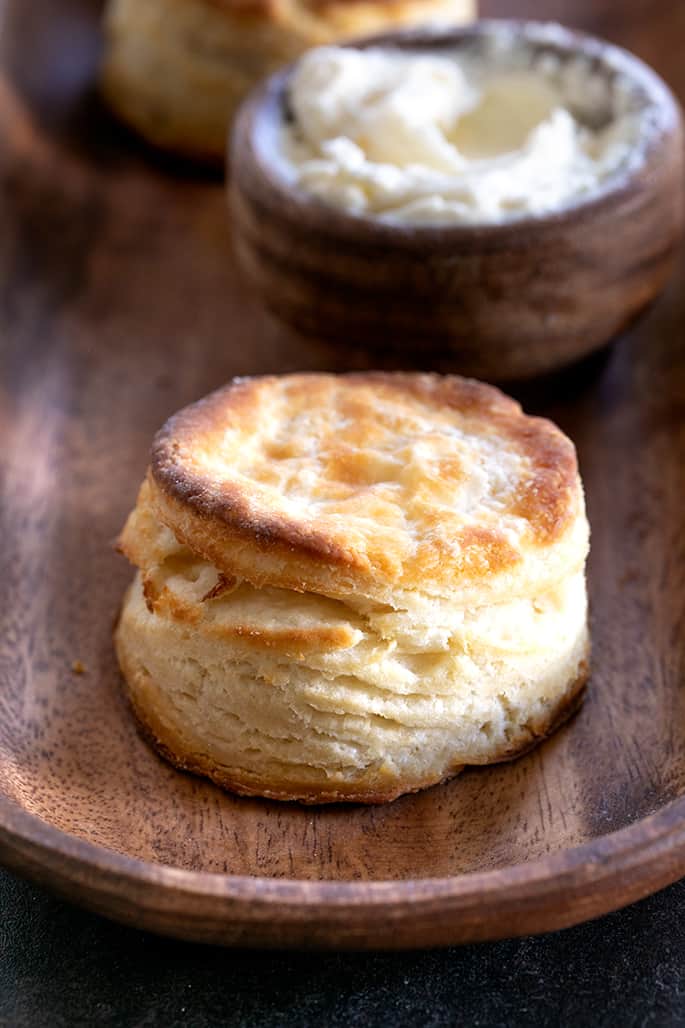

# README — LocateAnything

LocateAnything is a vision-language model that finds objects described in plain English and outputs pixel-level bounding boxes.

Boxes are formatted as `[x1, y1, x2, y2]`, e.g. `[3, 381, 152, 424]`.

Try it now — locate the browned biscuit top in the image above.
[142, 373, 586, 605]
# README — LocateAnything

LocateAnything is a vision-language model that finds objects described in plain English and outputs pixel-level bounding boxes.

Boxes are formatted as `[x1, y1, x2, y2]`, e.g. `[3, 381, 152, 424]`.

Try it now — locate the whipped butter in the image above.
[279, 39, 644, 224]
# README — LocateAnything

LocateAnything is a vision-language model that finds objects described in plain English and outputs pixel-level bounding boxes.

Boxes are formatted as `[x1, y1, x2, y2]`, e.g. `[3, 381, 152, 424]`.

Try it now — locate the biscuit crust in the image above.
[147, 373, 587, 607]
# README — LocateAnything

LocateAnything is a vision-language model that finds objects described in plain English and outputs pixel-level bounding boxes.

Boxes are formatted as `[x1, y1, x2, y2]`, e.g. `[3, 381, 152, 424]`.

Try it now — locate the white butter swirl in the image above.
[281, 45, 642, 224]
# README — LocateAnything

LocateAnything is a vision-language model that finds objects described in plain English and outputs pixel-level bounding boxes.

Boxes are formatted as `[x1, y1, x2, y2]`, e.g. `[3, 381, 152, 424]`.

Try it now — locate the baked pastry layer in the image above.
[116, 372, 590, 804]
[100, 0, 475, 161]
[116, 565, 589, 803]
[143, 373, 588, 608]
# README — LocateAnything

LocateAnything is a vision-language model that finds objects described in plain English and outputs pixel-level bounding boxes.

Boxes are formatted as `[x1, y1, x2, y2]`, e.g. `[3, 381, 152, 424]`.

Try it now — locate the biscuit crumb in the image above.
[71, 660, 87, 675]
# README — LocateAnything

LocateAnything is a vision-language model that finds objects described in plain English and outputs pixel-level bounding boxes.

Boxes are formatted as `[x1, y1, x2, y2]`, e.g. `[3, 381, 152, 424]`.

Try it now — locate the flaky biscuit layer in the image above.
[116, 567, 589, 803]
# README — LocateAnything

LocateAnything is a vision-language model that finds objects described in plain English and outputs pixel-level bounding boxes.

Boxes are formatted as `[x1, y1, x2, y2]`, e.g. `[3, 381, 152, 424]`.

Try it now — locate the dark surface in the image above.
[2, 866, 685, 1027]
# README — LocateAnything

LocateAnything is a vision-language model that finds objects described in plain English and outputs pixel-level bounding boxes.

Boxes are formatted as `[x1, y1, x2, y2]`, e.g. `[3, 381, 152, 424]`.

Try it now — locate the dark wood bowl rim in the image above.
[2, 786, 685, 914]
[232, 19, 682, 249]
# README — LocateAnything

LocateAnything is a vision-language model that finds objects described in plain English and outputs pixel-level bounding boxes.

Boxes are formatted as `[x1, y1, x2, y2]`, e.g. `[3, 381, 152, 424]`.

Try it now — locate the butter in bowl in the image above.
[230, 21, 684, 380]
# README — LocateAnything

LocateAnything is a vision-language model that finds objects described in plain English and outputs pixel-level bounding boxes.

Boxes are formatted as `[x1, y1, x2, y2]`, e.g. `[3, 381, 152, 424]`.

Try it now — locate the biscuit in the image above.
[100, 0, 475, 162]
[115, 373, 590, 803]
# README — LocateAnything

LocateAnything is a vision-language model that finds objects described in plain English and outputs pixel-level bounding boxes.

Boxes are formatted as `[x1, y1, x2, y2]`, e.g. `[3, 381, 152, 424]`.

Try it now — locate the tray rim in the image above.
[1, 784, 685, 947]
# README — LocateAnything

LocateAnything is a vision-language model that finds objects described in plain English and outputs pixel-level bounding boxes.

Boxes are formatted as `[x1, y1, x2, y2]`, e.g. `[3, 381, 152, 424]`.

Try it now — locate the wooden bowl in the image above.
[230, 22, 684, 381]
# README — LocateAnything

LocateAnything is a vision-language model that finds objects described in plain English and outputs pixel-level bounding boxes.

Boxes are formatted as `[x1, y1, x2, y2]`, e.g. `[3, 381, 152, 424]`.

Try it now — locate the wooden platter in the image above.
[1, 0, 684, 948]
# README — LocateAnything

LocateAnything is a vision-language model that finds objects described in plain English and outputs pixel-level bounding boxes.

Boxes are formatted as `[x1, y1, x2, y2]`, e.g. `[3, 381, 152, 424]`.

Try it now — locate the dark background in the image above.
[3, 0, 685, 1024]
[2, 869, 685, 1026]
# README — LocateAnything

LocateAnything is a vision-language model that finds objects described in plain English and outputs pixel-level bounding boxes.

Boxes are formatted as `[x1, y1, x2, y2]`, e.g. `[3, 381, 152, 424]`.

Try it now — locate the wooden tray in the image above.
[1, 0, 684, 949]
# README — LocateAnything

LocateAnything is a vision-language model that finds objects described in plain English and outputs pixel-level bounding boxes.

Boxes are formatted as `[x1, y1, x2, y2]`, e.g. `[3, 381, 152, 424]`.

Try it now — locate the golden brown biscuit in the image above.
[115, 373, 590, 804]
[100, 0, 475, 162]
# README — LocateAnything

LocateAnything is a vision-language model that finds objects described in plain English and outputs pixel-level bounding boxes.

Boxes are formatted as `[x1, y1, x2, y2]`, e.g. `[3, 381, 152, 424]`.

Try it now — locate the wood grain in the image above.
[230, 24, 683, 381]
[0, 0, 684, 947]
